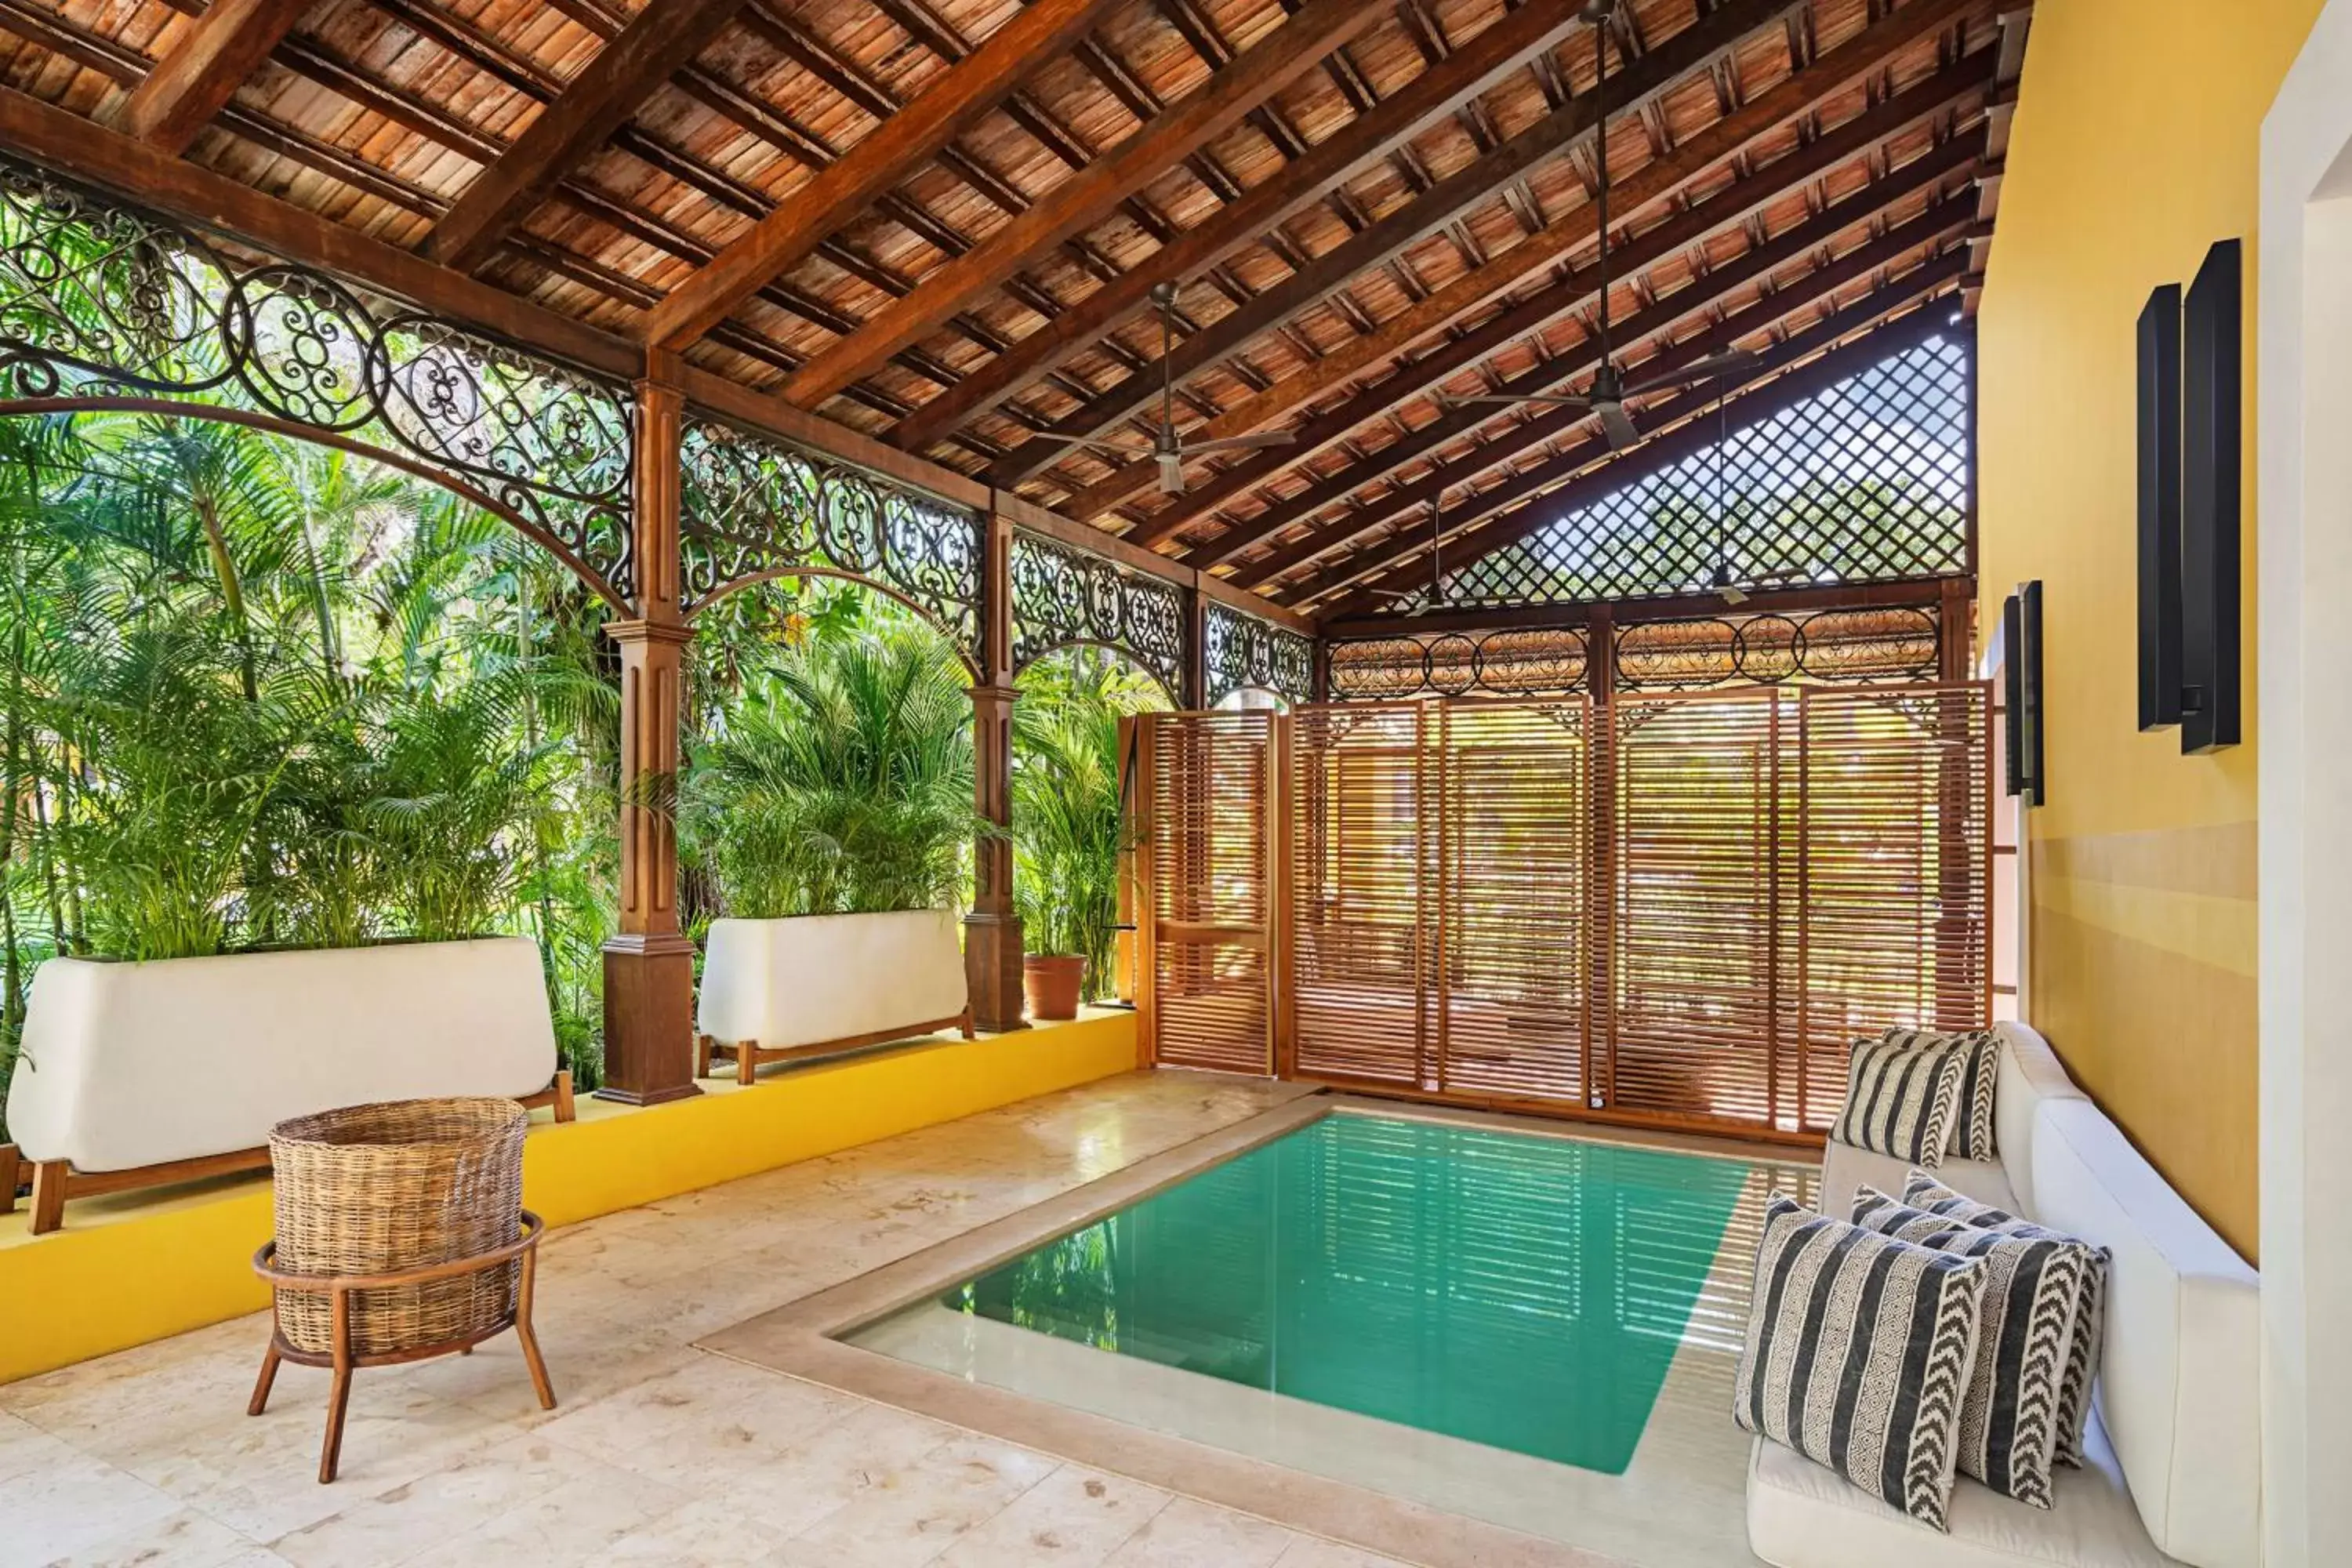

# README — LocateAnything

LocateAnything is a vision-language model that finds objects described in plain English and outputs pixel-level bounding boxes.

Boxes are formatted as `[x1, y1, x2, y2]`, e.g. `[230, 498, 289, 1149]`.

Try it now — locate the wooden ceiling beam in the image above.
[884, 0, 1602, 454]
[775, 0, 1384, 412]
[985, 0, 1812, 488]
[992, 0, 1978, 491]
[1102, 52, 1993, 539]
[1211, 186, 1979, 580]
[423, 0, 754, 273]
[642, 0, 1123, 354]
[101, 0, 314, 154]
[1305, 264, 1965, 617]
[1239, 221, 1973, 597]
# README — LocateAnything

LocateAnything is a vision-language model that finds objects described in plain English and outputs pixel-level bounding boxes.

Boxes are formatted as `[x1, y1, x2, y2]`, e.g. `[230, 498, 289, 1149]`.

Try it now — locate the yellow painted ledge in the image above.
[0, 1009, 1136, 1387]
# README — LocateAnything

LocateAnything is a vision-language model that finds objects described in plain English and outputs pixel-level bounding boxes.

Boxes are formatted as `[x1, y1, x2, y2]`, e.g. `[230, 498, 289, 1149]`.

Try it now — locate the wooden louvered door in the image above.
[1789, 684, 1993, 1132]
[1288, 704, 1431, 1088]
[1608, 688, 1794, 1131]
[1136, 710, 1279, 1075]
[1433, 701, 1592, 1106]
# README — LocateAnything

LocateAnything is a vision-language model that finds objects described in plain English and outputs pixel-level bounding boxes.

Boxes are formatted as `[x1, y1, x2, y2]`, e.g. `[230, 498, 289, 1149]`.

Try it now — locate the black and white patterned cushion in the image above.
[1878, 1027, 2000, 1161]
[1852, 1185, 2089, 1507]
[1733, 1193, 1988, 1531]
[1832, 1033, 1972, 1166]
[1903, 1171, 2109, 1468]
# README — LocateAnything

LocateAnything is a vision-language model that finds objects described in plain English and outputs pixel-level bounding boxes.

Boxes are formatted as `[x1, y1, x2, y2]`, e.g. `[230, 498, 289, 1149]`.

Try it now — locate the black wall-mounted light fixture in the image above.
[2004, 582, 2045, 806]
[2135, 239, 2241, 753]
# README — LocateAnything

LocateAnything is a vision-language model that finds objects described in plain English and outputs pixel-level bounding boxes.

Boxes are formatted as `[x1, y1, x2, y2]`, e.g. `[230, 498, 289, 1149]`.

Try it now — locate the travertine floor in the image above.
[0, 1069, 1410, 1568]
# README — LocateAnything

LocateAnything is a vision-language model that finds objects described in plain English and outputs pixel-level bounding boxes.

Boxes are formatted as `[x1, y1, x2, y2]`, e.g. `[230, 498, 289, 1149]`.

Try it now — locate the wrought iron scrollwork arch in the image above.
[0, 157, 635, 608]
[676, 414, 983, 668]
[1203, 601, 1313, 706]
[1008, 531, 1185, 701]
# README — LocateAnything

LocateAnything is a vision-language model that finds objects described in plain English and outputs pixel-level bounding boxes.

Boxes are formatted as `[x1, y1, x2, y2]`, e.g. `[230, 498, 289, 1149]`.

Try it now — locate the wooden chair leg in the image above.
[248, 1339, 282, 1417]
[736, 1041, 758, 1087]
[693, 1034, 711, 1078]
[515, 1248, 557, 1411]
[0, 1143, 18, 1216]
[959, 1008, 976, 1040]
[550, 1069, 575, 1123]
[29, 1160, 67, 1235]
[319, 1292, 353, 1485]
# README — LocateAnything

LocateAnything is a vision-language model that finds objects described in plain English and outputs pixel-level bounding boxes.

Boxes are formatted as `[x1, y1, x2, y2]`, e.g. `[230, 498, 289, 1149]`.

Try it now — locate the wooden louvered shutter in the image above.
[1138, 710, 1276, 1074]
[1609, 688, 1793, 1129]
[1791, 684, 1992, 1131]
[1435, 702, 1592, 1105]
[1289, 703, 1428, 1087]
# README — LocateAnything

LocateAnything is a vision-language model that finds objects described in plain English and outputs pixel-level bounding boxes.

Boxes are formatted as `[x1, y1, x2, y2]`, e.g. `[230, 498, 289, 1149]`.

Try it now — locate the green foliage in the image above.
[1012, 648, 1162, 1003]
[0, 414, 620, 1110]
[679, 621, 978, 918]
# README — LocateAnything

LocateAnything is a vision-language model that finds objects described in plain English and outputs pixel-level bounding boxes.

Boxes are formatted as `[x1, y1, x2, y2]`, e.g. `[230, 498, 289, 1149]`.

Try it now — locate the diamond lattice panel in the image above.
[1443, 333, 1972, 608]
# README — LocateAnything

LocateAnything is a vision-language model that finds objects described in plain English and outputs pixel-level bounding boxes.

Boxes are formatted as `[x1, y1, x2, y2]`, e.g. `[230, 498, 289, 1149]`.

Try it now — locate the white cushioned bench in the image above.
[1751, 1020, 2260, 1568]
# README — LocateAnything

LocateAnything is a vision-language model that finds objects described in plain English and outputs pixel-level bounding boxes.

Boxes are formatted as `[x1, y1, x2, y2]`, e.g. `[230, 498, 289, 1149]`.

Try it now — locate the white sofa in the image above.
[4, 937, 565, 1230]
[1750, 1020, 2260, 1568]
[695, 909, 972, 1083]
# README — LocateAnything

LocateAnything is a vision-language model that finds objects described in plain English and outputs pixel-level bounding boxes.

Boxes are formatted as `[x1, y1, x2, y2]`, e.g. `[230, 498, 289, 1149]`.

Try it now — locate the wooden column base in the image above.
[597, 933, 701, 1106]
[964, 910, 1028, 1033]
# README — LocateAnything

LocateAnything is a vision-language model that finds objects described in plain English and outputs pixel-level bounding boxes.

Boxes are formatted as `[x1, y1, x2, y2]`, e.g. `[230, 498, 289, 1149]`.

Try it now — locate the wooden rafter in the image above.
[882, 0, 1609, 456]
[1243, 227, 1973, 599]
[1201, 157, 1983, 579]
[1108, 52, 1994, 543]
[987, 0, 1813, 488]
[1307, 263, 1966, 618]
[423, 0, 755, 273]
[100, 0, 314, 155]
[641, 0, 1126, 354]
[993, 0, 1979, 492]
[775, 0, 1385, 412]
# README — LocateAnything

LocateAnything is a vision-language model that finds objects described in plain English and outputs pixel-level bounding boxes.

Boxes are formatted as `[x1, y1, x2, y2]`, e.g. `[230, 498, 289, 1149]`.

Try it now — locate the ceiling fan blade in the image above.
[1155, 452, 1185, 495]
[1621, 349, 1763, 394]
[1599, 402, 1641, 449]
[1026, 433, 1149, 455]
[1441, 393, 1597, 412]
[1185, 430, 1299, 452]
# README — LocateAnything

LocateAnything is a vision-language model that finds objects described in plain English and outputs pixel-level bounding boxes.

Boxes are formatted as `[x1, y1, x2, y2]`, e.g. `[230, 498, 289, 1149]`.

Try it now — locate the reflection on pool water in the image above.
[936, 1112, 1750, 1474]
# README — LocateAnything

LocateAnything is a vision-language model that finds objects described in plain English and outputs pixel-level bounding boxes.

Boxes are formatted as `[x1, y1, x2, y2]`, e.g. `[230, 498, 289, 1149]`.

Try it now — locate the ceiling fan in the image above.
[1688, 348, 1811, 605]
[1023, 280, 1297, 494]
[1437, 0, 1769, 449]
[1360, 497, 1454, 615]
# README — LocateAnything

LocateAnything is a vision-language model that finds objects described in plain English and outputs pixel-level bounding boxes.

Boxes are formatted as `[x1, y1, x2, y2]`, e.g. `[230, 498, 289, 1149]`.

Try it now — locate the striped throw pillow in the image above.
[1733, 1193, 1988, 1531]
[1904, 1171, 2108, 1468]
[1833, 1033, 1971, 1166]
[1878, 1028, 2001, 1161]
[1853, 1186, 2089, 1507]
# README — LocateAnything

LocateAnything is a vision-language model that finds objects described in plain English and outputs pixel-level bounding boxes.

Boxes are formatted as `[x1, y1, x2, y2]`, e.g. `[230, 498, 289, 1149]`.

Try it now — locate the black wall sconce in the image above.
[2136, 239, 2242, 753]
[2004, 581, 2045, 806]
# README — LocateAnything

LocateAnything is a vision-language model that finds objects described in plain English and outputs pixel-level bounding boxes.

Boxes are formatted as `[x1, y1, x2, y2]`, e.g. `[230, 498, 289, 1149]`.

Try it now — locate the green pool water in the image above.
[942, 1114, 1752, 1474]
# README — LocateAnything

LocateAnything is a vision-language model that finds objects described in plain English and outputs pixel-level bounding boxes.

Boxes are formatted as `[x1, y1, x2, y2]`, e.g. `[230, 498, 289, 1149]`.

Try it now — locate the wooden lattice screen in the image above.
[1137, 681, 1992, 1142]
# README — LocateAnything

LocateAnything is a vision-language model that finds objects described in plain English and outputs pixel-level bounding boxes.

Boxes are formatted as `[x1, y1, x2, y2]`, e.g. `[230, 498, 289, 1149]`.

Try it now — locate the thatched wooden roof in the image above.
[0, 0, 2024, 622]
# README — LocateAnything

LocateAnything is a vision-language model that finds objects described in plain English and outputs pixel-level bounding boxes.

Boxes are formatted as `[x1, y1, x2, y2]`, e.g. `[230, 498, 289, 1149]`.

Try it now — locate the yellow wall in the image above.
[1976, 0, 2323, 1261]
[0, 1013, 1136, 1385]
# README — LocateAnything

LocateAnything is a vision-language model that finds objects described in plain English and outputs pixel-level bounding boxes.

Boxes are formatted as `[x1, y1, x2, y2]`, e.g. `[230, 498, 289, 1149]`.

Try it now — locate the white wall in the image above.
[2259, 5, 2352, 1559]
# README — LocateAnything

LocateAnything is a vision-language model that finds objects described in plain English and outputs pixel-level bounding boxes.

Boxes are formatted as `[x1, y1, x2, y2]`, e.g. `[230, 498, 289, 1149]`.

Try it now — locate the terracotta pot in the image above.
[1022, 954, 1087, 1022]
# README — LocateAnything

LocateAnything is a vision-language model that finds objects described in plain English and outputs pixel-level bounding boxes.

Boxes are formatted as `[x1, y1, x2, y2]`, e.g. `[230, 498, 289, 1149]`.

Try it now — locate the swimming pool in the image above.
[923, 1112, 1749, 1474]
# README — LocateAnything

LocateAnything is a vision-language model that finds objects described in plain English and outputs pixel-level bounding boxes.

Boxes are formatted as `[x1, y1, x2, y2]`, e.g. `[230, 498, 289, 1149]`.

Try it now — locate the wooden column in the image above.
[1181, 586, 1210, 710]
[1584, 605, 1616, 1113]
[966, 510, 1028, 1031]
[599, 373, 701, 1104]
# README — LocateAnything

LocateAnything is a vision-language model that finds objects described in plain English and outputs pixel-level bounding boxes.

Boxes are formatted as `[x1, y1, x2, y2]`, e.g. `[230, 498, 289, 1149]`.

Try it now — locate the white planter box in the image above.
[4, 936, 561, 1176]
[696, 909, 971, 1078]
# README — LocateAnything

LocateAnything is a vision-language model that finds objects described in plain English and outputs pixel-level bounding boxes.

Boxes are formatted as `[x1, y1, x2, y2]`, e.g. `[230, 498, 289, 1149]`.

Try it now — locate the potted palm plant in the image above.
[1011, 670, 1130, 1022]
[679, 625, 982, 1077]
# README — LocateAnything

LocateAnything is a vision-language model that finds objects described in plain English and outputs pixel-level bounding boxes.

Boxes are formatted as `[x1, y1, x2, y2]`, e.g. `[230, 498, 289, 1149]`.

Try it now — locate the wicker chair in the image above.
[249, 1098, 556, 1483]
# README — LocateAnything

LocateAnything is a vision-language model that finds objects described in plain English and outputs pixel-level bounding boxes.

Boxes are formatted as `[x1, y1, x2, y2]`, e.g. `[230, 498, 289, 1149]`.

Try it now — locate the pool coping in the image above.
[699, 1091, 1805, 1568]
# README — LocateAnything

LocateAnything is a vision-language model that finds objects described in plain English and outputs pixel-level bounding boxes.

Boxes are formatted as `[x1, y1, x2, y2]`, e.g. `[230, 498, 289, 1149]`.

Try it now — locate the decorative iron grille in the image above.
[1204, 601, 1315, 706]
[1008, 529, 1186, 697]
[1611, 605, 1941, 690]
[1327, 626, 1591, 701]
[1434, 332, 1972, 608]
[0, 156, 635, 604]
[677, 413, 982, 660]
